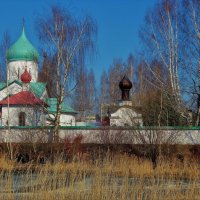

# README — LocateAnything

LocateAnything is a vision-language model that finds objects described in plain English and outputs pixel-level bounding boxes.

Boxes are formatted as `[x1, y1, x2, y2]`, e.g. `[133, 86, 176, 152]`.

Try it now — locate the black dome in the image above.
[119, 75, 132, 90]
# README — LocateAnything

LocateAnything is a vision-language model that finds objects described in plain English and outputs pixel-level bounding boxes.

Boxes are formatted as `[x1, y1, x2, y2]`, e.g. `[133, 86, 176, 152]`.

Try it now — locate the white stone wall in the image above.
[0, 128, 200, 144]
[46, 113, 76, 126]
[7, 60, 38, 82]
[60, 114, 76, 126]
[0, 129, 48, 143]
[110, 107, 143, 127]
[1, 106, 46, 126]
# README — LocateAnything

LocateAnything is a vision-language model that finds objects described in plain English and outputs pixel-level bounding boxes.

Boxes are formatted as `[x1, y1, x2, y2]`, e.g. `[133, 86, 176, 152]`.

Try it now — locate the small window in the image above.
[19, 112, 26, 126]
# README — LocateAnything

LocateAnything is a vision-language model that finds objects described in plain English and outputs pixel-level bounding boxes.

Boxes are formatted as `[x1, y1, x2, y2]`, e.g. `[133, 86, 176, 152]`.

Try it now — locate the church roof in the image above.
[0, 80, 46, 98]
[46, 98, 77, 114]
[119, 75, 132, 90]
[6, 27, 39, 63]
[30, 82, 47, 98]
[0, 91, 47, 106]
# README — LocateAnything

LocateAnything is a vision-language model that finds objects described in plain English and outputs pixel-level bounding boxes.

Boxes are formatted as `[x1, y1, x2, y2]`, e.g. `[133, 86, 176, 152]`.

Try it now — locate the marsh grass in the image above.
[0, 153, 199, 199]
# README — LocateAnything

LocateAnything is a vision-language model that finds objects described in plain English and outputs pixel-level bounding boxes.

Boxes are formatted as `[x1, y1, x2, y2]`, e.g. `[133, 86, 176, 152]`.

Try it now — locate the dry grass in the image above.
[0, 153, 199, 199]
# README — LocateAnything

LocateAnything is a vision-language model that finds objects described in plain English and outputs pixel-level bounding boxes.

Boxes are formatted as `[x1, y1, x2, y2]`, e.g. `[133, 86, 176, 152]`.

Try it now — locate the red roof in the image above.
[0, 91, 47, 106]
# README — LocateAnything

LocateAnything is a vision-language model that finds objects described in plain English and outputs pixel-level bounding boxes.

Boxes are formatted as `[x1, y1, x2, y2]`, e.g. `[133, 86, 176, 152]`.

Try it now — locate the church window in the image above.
[19, 112, 26, 126]
[35, 108, 42, 126]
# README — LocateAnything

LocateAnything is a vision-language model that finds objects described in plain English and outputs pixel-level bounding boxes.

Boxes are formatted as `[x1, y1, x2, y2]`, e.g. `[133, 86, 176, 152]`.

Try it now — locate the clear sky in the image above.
[0, 0, 156, 83]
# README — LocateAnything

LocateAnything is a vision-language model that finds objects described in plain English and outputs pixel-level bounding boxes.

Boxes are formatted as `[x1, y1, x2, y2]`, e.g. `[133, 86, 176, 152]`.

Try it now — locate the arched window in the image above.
[19, 112, 26, 126]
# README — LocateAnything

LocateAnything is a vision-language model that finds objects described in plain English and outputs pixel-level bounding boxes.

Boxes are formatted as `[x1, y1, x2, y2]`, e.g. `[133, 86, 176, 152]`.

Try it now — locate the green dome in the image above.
[7, 28, 39, 63]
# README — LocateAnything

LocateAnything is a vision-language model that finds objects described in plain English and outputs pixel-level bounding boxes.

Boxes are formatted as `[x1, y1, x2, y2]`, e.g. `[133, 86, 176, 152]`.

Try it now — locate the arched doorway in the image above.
[19, 112, 26, 126]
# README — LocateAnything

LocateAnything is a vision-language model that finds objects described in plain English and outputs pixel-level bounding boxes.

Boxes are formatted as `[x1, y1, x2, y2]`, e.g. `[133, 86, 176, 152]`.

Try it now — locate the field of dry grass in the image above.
[0, 152, 199, 200]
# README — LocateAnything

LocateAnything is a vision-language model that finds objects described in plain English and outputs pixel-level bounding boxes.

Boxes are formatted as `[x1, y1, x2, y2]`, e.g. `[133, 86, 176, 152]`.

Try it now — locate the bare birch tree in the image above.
[180, 0, 200, 125]
[139, 0, 184, 116]
[36, 6, 97, 141]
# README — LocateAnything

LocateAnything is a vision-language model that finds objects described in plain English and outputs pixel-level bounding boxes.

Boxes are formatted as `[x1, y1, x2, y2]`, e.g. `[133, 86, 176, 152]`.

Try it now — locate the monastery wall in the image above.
[0, 127, 199, 144]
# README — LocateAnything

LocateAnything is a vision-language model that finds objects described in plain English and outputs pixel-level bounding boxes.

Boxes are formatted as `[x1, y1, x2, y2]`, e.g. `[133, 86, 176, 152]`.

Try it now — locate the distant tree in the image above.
[73, 65, 88, 121]
[127, 54, 134, 81]
[0, 31, 11, 81]
[73, 67, 97, 120]
[108, 59, 124, 103]
[87, 68, 97, 115]
[38, 52, 57, 97]
[100, 70, 110, 104]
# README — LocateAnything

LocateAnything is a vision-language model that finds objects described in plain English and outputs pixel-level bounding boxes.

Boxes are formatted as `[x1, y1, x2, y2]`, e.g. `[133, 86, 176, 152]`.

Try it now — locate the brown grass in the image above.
[0, 153, 199, 199]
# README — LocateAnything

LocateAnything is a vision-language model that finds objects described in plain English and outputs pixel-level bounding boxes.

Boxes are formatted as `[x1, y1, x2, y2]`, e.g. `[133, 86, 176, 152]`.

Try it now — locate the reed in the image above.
[0, 153, 199, 199]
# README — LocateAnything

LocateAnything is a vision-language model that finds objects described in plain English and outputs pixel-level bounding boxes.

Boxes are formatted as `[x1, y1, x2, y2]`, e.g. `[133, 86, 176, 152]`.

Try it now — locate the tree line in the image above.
[100, 0, 200, 126]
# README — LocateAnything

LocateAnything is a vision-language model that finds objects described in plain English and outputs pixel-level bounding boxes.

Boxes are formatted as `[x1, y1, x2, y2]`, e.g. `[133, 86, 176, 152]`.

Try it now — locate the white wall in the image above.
[60, 114, 76, 126]
[46, 113, 76, 126]
[110, 107, 143, 127]
[0, 128, 200, 144]
[7, 60, 38, 82]
[1, 106, 46, 126]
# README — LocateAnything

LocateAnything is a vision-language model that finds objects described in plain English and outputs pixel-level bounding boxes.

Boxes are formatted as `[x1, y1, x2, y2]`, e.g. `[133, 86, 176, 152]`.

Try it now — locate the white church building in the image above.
[110, 75, 143, 127]
[0, 26, 77, 127]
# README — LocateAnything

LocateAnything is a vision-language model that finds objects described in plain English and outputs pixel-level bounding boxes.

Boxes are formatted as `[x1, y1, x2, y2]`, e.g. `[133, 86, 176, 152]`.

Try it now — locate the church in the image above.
[102, 75, 143, 127]
[109, 75, 143, 126]
[0, 25, 143, 128]
[0, 26, 77, 127]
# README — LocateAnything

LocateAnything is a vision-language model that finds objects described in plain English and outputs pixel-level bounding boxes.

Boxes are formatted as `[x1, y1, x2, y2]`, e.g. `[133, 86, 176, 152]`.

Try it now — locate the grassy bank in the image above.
[0, 151, 199, 199]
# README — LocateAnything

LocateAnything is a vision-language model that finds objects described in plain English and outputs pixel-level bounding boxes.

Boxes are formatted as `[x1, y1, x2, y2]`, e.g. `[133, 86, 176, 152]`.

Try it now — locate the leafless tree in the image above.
[180, 0, 200, 125]
[73, 65, 88, 121]
[0, 31, 11, 81]
[36, 5, 97, 140]
[100, 70, 110, 104]
[96, 127, 127, 144]
[139, 0, 185, 117]
[132, 127, 180, 168]
[87, 68, 97, 115]
[73, 66, 97, 120]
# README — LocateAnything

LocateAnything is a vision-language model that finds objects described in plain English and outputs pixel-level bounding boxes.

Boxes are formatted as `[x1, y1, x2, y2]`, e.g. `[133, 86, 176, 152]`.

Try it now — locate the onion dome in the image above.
[21, 68, 32, 83]
[119, 75, 132, 90]
[6, 27, 39, 63]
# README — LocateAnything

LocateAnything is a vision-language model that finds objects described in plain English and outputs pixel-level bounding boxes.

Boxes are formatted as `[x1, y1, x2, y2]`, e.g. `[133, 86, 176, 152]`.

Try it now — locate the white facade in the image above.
[60, 114, 76, 126]
[7, 60, 38, 82]
[1, 106, 46, 126]
[47, 114, 76, 126]
[110, 107, 143, 127]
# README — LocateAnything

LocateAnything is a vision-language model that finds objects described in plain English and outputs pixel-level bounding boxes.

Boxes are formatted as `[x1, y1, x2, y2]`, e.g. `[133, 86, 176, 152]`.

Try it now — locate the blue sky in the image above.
[0, 0, 156, 83]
